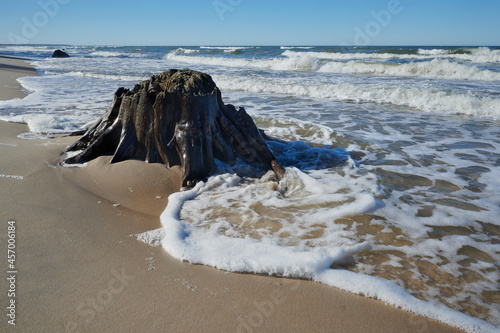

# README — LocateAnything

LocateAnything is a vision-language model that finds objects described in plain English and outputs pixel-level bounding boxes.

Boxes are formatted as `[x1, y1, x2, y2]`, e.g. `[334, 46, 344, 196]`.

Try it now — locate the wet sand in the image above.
[0, 53, 37, 100]
[0, 55, 462, 333]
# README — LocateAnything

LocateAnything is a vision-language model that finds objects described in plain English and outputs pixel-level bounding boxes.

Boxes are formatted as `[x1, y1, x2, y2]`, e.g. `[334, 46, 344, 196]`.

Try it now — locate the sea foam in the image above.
[284, 47, 500, 63]
[318, 58, 500, 81]
[214, 75, 500, 119]
[137, 167, 497, 333]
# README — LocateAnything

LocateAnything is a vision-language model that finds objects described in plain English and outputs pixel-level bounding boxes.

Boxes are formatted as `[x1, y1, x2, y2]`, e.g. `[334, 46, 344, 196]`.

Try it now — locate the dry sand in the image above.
[0, 55, 463, 333]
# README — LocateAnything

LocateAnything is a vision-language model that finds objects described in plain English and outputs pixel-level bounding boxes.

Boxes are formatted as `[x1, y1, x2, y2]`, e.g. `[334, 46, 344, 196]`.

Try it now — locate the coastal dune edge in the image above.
[0, 55, 462, 332]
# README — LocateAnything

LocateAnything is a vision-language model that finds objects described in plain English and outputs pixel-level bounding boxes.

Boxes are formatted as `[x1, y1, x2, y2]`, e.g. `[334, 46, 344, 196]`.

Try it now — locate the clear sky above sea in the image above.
[1, 0, 499, 46]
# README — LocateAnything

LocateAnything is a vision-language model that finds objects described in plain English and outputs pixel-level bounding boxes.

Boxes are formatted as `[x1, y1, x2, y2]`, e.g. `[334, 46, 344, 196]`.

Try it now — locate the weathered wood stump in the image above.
[63, 69, 284, 187]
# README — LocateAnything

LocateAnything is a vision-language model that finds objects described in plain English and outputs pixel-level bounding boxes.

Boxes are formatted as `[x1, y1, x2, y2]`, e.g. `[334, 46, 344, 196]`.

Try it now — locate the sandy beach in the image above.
[0, 54, 37, 100]
[0, 55, 463, 332]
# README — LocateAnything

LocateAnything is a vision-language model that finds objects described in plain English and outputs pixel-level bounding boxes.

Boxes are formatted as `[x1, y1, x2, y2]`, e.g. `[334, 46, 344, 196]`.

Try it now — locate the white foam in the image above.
[280, 46, 315, 50]
[166, 49, 500, 81]
[135, 228, 165, 247]
[283, 47, 500, 63]
[137, 168, 497, 332]
[418, 48, 451, 56]
[165, 52, 320, 72]
[418, 47, 500, 63]
[0, 72, 122, 134]
[90, 51, 125, 57]
[315, 270, 497, 332]
[214, 75, 500, 119]
[200, 46, 255, 51]
[1, 45, 53, 55]
[318, 59, 500, 81]
[62, 71, 146, 82]
[143, 170, 374, 274]
[174, 48, 199, 54]
[282, 49, 421, 61]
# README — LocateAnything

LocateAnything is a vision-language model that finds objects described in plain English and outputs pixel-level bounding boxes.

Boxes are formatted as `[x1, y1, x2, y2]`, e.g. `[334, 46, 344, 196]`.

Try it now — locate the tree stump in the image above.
[63, 69, 285, 187]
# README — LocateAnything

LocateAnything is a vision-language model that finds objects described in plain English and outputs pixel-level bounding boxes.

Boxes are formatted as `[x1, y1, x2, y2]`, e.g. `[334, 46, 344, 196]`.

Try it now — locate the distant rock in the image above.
[63, 69, 285, 187]
[52, 49, 69, 58]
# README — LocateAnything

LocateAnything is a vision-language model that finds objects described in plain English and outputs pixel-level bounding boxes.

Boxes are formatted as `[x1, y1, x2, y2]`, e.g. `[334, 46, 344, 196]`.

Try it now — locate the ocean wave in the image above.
[165, 52, 319, 72]
[165, 52, 253, 66]
[200, 46, 255, 51]
[214, 75, 500, 118]
[284, 47, 500, 63]
[282, 49, 423, 61]
[318, 59, 500, 81]
[5, 113, 86, 135]
[280, 46, 315, 50]
[198, 46, 257, 55]
[61, 71, 146, 82]
[272, 53, 320, 71]
[174, 47, 199, 54]
[418, 47, 500, 63]
[1, 45, 52, 52]
[166, 50, 499, 80]
[89, 50, 146, 58]
[418, 48, 460, 56]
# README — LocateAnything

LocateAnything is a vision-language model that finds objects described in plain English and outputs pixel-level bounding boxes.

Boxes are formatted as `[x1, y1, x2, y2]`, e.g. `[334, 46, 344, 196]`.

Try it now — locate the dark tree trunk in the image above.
[63, 69, 284, 187]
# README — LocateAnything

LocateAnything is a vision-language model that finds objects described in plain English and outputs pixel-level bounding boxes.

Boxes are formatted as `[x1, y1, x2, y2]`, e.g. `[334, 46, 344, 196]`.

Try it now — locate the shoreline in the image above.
[0, 53, 38, 100]
[0, 53, 464, 332]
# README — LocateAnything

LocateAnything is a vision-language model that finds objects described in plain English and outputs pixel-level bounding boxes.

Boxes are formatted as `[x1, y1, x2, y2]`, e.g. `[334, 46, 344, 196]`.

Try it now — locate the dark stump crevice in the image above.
[63, 69, 284, 187]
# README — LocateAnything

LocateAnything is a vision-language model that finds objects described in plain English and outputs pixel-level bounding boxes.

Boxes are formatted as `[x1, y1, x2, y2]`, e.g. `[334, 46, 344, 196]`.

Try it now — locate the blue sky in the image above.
[1, 0, 499, 46]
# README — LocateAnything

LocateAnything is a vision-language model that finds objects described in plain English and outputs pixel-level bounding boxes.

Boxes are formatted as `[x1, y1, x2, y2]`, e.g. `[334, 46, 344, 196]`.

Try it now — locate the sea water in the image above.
[1, 44, 499, 331]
